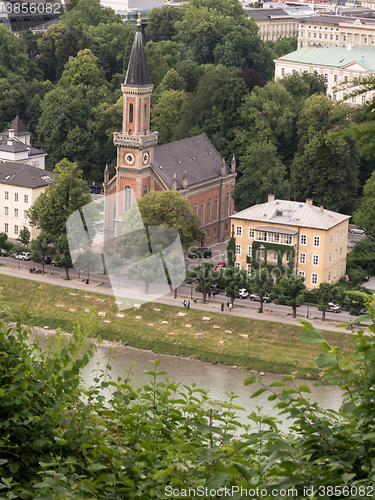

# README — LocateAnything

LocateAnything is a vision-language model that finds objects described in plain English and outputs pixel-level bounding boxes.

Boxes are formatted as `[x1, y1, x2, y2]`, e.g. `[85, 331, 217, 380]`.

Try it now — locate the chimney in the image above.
[104, 163, 109, 183]
[306, 198, 313, 206]
[221, 158, 226, 177]
[7, 139, 13, 146]
[231, 156, 236, 173]
[9, 129, 14, 139]
[182, 171, 188, 189]
[268, 194, 275, 203]
[320, 205, 324, 213]
[347, 43, 352, 51]
[172, 173, 177, 191]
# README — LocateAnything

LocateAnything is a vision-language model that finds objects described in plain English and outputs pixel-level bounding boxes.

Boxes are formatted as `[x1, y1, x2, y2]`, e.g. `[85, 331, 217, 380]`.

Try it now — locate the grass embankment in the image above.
[0, 275, 356, 379]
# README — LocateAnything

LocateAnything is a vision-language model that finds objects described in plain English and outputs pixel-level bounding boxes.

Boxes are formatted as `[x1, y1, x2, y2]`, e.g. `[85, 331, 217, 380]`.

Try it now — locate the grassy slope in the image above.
[0, 275, 355, 378]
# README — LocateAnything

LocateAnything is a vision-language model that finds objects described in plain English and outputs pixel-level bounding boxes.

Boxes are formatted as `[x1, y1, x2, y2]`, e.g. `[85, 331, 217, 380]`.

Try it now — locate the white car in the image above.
[12, 252, 31, 261]
[327, 302, 341, 313]
[249, 293, 271, 303]
[238, 288, 249, 299]
[350, 228, 365, 234]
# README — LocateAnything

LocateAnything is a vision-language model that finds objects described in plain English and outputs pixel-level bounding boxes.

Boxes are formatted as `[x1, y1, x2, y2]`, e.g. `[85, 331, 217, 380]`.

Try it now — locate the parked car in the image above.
[327, 303, 341, 313]
[249, 293, 271, 303]
[12, 252, 30, 261]
[0, 249, 7, 256]
[238, 288, 249, 299]
[360, 307, 369, 315]
[214, 262, 226, 271]
[350, 228, 365, 234]
[188, 247, 212, 258]
[210, 284, 220, 295]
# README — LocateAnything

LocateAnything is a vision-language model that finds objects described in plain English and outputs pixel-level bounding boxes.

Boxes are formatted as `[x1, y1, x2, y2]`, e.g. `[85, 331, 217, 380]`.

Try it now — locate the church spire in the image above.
[124, 13, 150, 87]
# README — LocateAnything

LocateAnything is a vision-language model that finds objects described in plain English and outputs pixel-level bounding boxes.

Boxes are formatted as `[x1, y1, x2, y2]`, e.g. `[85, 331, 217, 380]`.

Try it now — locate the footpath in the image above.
[0, 264, 359, 335]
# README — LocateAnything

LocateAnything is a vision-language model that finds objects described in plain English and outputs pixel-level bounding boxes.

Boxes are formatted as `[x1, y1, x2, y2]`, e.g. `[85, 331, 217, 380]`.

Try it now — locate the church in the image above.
[103, 18, 237, 246]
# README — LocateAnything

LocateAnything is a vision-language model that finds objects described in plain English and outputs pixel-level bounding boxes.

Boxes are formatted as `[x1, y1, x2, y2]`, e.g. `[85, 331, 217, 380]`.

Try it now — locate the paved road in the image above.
[0, 258, 369, 335]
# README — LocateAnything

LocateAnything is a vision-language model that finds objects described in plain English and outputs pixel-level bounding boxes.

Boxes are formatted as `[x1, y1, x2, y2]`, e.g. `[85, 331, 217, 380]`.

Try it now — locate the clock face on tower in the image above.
[124, 152, 135, 165]
[142, 152, 149, 165]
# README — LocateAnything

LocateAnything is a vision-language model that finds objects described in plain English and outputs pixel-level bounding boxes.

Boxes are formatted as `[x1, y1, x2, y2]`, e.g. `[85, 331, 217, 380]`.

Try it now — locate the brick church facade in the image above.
[104, 20, 236, 246]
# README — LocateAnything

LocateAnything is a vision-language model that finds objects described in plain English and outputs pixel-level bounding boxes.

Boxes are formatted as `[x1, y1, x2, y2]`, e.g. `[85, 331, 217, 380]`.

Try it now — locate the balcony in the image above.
[113, 131, 158, 148]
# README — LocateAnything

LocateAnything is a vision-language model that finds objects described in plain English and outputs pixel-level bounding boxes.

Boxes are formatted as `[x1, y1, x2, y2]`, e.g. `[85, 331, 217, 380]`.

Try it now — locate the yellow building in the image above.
[230, 195, 350, 288]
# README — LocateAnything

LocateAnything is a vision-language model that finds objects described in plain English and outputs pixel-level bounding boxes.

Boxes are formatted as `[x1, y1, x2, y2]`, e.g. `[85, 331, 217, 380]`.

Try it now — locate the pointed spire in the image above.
[104, 163, 109, 183]
[182, 171, 188, 189]
[221, 158, 226, 177]
[124, 20, 150, 87]
[231, 155, 236, 173]
[172, 173, 177, 191]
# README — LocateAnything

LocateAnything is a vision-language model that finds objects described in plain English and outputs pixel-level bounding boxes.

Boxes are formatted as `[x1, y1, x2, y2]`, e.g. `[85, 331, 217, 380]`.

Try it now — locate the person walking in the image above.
[226, 301, 230, 311]
[187, 300, 190, 309]
[228, 302, 232, 312]
[183, 299, 187, 308]
[221, 302, 225, 313]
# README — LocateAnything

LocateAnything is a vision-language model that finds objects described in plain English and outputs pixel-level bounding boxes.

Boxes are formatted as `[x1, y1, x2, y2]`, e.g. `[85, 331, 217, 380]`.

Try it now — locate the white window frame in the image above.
[235, 244, 241, 256]
[4, 223, 8, 233]
[341, 228, 344, 238]
[248, 227, 254, 238]
[330, 233, 333, 244]
[311, 273, 318, 285]
[299, 270, 305, 278]
[236, 225, 242, 237]
[339, 263, 342, 276]
[247, 245, 252, 257]
[15, 193, 18, 202]
[5, 191, 9, 200]
[24, 194, 29, 203]
[24, 211, 28, 219]
[14, 209, 18, 218]
[312, 254, 319, 266]
[299, 252, 306, 264]
[328, 270, 331, 282]
[234, 262, 241, 270]
[340, 246, 343, 257]
[313, 236, 320, 247]
[4, 207, 8, 216]
[329, 252, 332, 263]
[247, 263, 251, 275]
[14, 225, 18, 235]
[300, 234, 307, 245]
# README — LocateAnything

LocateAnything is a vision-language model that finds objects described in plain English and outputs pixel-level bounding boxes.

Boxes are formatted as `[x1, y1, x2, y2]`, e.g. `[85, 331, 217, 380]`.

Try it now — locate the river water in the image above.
[76, 337, 344, 432]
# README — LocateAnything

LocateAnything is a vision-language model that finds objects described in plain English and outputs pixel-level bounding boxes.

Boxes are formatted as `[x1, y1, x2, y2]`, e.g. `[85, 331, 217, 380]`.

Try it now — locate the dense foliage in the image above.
[1, 293, 375, 498]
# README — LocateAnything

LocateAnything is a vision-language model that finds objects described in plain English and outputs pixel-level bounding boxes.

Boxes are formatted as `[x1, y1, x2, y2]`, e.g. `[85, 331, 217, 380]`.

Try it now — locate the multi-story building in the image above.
[298, 14, 375, 49]
[275, 45, 375, 103]
[230, 195, 350, 288]
[0, 162, 54, 240]
[246, 7, 298, 41]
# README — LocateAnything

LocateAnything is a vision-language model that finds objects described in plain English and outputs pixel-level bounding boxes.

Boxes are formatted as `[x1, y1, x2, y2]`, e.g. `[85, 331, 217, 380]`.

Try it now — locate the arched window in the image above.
[214, 196, 218, 221]
[124, 186, 132, 212]
[207, 198, 211, 224]
[225, 193, 230, 217]
[143, 185, 148, 196]
[128, 129, 133, 136]
[129, 103, 134, 123]
[193, 203, 198, 214]
[144, 102, 148, 123]
[200, 201, 205, 225]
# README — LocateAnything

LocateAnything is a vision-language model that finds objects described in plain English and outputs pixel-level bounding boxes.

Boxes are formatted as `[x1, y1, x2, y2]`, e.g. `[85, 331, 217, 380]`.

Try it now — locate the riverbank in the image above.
[0, 275, 356, 378]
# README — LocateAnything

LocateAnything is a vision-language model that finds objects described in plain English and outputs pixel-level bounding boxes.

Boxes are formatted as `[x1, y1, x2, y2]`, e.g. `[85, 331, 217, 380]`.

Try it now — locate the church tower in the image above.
[112, 14, 158, 200]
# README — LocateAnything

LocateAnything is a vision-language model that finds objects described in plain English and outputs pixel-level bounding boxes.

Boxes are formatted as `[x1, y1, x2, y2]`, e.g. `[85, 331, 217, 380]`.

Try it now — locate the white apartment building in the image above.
[0, 162, 54, 240]
[298, 14, 375, 49]
[275, 45, 375, 103]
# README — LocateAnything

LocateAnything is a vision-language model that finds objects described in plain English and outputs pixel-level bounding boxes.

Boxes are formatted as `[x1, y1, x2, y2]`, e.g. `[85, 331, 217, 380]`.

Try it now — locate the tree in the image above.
[127, 254, 166, 295]
[290, 94, 360, 214]
[0, 232, 11, 253]
[237, 67, 266, 93]
[353, 170, 375, 241]
[107, 254, 124, 288]
[316, 282, 343, 321]
[30, 232, 53, 274]
[145, 5, 183, 43]
[151, 90, 187, 144]
[17, 227, 31, 248]
[249, 267, 274, 313]
[220, 267, 248, 306]
[116, 191, 204, 257]
[144, 42, 169, 89]
[226, 225, 236, 268]
[186, 261, 216, 303]
[0, 25, 27, 78]
[28, 159, 92, 239]
[54, 234, 73, 280]
[232, 140, 290, 211]
[75, 250, 102, 284]
[347, 236, 375, 276]
[60, 0, 122, 31]
[59, 49, 105, 88]
[280, 70, 327, 100]
[266, 36, 298, 58]
[270, 275, 306, 318]
[343, 285, 369, 316]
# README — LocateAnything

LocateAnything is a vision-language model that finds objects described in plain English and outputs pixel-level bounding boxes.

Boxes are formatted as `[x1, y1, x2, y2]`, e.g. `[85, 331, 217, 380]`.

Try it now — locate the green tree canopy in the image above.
[0, 25, 27, 78]
[279, 70, 327, 100]
[28, 159, 92, 238]
[186, 261, 216, 303]
[18, 227, 31, 248]
[290, 94, 360, 214]
[249, 267, 274, 313]
[151, 90, 188, 145]
[30, 232, 53, 274]
[60, 0, 122, 30]
[270, 275, 306, 318]
[145, 5, 183, 43]
[59, 49, 105, 88]
[353, 170, 375, 241]
[145, 42, 169, 89]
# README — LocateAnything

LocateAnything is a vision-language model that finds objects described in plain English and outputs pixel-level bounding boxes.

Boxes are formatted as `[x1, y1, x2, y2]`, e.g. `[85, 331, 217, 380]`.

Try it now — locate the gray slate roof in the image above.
[246, 8, 291, 20]
[232, 199, 350, 230]
[0, 133, 45, 156]
[10, 115, 30, 136]
[0, 162, 54, 189]
[124, 26, 150, 87]
[153, 134, 231, 190]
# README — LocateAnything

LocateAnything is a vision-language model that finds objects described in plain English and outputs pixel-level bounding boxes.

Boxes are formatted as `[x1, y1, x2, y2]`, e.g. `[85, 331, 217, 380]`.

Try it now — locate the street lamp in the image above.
[306, 288, 312, 318]
[191, 281, 193, 300]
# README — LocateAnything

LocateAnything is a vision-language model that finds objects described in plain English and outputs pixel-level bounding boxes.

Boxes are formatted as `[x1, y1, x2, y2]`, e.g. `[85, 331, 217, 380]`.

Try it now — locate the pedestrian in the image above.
[208, 290, 211, 298]
[221, 302, 225, 313]
[229, 302, 232, 312]
[226, 301, 230, 311]
[183, 299, 187, 308]
[187, 300, 190, 309]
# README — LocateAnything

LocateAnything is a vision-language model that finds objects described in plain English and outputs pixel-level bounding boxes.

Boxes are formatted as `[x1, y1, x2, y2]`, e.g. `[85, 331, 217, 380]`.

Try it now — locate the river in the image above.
[75, 337, 344, 432]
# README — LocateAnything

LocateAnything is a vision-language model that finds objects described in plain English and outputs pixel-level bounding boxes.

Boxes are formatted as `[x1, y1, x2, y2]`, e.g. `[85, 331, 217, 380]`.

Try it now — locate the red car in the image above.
[214, 262, 226, 271]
